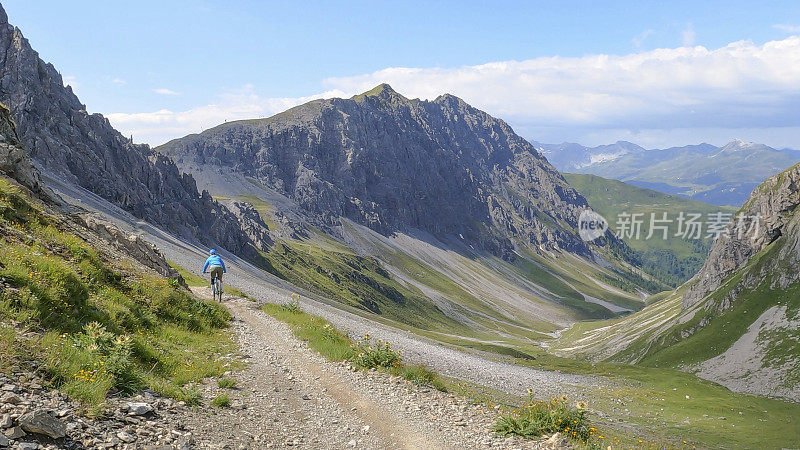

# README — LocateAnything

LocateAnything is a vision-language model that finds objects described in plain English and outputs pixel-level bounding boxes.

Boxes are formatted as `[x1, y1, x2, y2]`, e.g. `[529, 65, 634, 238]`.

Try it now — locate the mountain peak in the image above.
[720, 138, 772, 153]
[354, 83, 406, 102]
[433, 92, 466, 105]
[729, 138, 752, 146]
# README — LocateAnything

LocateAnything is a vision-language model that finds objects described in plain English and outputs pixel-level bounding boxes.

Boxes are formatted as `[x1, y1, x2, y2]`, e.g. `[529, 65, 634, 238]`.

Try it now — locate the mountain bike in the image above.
[211, 274, 223, 302]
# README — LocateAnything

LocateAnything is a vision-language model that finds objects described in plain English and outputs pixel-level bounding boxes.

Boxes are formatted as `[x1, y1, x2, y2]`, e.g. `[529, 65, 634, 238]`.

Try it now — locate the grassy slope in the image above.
[231, 192, 656, 349]
[565, 173, 736, 287]
[260, 240, 478, 335]
[623, 232, 800, 373]
[0, 176, 237, 410]
[545, 227, 800, 448]
[548, 288, 685, 362]
[489, 341, 800, 448]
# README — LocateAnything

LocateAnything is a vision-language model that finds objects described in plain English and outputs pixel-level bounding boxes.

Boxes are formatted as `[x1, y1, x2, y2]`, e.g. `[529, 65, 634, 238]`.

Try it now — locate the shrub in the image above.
[350, 334, 401, 370]
[494, 395, 601, 447]
[282, 293, 302, 314]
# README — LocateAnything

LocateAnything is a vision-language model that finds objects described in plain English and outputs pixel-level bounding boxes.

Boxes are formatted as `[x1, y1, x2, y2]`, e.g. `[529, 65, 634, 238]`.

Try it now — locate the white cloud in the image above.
[108, 37, 800, 148]
[112, 77, 127, 85]
[632, 29, 653, 48]
[774, 24, 800, 33]
[324, 37, 800, 125]
[681, 25, 696, 46]
[154, 88, 180, 96]
[107, 86, 347, 145]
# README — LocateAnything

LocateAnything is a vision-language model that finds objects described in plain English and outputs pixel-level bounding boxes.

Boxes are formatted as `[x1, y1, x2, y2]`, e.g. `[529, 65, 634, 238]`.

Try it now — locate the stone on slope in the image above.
[126, 402, 154, 416]
[19, 410, 66, 439]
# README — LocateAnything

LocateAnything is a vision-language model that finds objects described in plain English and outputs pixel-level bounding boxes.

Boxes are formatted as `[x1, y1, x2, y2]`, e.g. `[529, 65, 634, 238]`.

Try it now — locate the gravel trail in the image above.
[179, 291, 537, 449]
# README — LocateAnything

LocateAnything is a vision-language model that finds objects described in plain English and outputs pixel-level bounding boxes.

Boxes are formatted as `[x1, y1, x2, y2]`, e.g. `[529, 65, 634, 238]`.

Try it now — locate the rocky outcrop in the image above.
[77, 213, 183, 280]
[159, 84, 597, 258]
[682, 163, 800, 310]
[0, 98, 184, 285]
[230, 201, 273, 251]
[0, 5, 258, 258]
[0, 103, 49, 198]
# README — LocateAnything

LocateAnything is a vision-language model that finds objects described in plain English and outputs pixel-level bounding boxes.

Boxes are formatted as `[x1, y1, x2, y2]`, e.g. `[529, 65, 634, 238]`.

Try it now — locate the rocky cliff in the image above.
[682, 163, 800, 311]
[159, 84, 597, 258]
[0, 4, 263, 257]
[0, 94, 183, 281]
[0, 102, 47, 197]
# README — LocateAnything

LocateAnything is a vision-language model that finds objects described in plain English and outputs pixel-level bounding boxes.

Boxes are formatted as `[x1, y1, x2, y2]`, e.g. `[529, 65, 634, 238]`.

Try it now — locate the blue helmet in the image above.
[209, 249, 216, 255]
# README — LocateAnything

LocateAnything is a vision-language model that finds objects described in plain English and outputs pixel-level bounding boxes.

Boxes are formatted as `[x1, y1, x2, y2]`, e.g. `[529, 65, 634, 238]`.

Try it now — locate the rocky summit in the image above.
[0, 4, 260, 258]
[158, 84, 599, 259]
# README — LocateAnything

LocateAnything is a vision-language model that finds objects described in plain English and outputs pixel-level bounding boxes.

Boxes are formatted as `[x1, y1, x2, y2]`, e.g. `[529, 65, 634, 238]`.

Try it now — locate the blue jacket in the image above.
[203, 255, 226, 273]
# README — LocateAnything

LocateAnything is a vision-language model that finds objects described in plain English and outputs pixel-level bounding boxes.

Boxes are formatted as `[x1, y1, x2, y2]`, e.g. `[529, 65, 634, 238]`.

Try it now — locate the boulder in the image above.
[19, 410, 66, 439]
[125, 402, 154, 416]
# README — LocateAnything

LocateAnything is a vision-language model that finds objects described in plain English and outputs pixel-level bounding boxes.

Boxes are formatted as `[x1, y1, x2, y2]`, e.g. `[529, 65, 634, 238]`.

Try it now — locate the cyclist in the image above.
[202, 249, 226, 295]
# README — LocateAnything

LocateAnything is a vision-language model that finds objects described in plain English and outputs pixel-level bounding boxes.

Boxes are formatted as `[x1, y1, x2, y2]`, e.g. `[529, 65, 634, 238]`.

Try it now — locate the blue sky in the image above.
[4, 0, 800, 148]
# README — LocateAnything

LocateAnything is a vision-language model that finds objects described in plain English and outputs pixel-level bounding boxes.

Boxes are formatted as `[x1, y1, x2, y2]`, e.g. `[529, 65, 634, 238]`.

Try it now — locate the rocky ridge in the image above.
[0, 89, 182, 284]
[158, 84, 605, 259]
[0, 103, 49, 200]
[0, 4, 262, 259]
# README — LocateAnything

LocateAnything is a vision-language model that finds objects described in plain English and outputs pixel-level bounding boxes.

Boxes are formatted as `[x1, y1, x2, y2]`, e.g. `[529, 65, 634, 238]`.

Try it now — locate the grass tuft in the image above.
[217, 377, 237, 389]
[210, 393, 231, 407]
[350, 334, 400, 370]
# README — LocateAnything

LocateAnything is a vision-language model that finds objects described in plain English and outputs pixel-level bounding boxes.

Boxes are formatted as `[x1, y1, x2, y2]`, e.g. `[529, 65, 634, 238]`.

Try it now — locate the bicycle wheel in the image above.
[215, 279, 223, 302]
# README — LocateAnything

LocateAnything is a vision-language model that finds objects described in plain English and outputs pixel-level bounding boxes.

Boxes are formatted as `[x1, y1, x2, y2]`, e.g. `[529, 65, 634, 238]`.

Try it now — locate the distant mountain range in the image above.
[536, 140, 800, 206]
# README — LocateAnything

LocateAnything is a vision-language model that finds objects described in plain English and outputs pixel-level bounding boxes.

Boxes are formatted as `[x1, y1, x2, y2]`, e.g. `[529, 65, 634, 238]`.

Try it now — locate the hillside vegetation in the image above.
[556, 162, 800, 404]
[564, 173, 736, 286]
[0, 176, 236, 411]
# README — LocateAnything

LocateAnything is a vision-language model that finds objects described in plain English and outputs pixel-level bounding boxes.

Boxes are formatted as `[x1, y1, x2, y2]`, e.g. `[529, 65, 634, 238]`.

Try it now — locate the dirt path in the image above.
[179, 290, 534, 449]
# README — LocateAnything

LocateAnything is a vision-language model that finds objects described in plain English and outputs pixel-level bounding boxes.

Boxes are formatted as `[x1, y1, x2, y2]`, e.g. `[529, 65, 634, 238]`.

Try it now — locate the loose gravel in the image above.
[174, 294, 545, 449]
